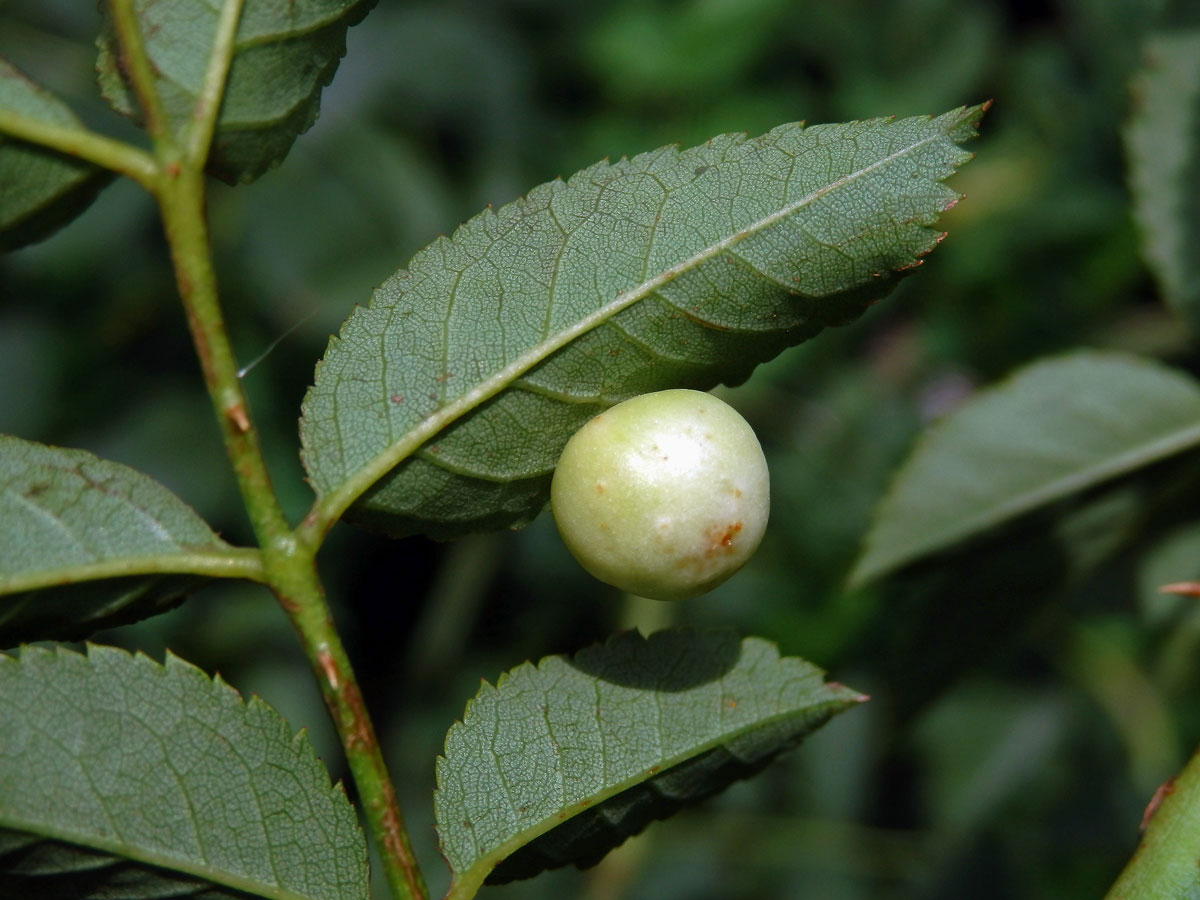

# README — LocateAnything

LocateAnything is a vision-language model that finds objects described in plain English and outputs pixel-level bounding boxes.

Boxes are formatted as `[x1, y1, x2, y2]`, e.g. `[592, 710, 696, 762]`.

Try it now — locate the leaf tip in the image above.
[828, 683, 871, 704]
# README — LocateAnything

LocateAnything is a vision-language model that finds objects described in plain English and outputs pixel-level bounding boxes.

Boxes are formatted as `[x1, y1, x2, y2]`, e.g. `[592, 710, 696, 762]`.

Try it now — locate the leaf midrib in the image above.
[0, 547, 265, 595]
[445, 690, 862, 897]
[308, 117, 961, 535]
[854, 419, 1200, 585]
[0, 817, 323, 900]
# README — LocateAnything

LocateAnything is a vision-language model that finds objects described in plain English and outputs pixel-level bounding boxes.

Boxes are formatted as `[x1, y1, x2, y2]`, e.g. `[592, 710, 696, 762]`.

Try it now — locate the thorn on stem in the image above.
[1158, 582, 1200, 597]
[1141, 778, 1176, 830]
[227, 403, 251, 434]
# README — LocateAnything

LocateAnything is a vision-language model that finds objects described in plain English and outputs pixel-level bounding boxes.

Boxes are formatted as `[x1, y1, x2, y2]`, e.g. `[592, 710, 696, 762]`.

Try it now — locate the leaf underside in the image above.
[1125, 28, 1200, 329]
[0, 644, 369, 900]
[0, 435, 230, 647]
[434, 629, 865, 887]
[96, 0, 378, 184]
[851, 351, 1200, 586]
[0, 58, 111, 252]
[301, 103, 988, 540]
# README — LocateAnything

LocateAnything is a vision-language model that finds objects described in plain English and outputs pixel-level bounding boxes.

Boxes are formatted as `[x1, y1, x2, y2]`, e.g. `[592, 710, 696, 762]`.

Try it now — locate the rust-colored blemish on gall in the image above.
[717, 521, 742, 549]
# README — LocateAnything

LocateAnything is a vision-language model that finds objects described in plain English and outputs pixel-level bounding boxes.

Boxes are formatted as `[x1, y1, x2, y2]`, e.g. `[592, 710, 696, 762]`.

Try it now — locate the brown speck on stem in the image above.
[276, 593, 300, 615]
[317, 647, 340, 690]
[227, 403, 251, 434]
[1141, 779, 1176, 830]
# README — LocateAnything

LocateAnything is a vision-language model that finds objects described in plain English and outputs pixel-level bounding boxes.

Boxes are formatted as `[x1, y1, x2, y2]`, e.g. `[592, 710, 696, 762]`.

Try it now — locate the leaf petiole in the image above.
[0, 106, 157, 189]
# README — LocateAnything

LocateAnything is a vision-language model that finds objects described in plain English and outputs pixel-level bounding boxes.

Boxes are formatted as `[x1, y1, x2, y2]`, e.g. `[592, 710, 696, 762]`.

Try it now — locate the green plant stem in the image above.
[102, 7, 430, 899]
[0, 108, 157, 189]
[1103, 743, 1200, 899]
[157, 170, 289, 548]
[277, 559, 431, 900]
[156, 156, 430, 900]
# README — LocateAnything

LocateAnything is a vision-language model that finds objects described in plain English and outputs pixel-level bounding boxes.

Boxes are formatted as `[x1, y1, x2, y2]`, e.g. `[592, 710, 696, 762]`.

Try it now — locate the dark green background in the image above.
[1, 1, 1195, 897]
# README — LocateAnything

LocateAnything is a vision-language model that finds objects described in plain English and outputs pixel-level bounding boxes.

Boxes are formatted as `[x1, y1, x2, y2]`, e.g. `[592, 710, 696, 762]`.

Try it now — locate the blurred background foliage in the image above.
[2, 0, 1198, 897]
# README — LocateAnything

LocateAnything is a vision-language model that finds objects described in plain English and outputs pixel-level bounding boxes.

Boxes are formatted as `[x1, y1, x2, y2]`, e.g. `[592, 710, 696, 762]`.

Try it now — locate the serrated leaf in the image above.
[301, 104, 988, 539]
[0, 435, 254, 646]
[1125, 29, 1200, 329]
[0, 57, 111, 251]
[96, 0, 376, 184]
[0, 644, 369, 900]
[434, 628, 864, 890]
[851, 351, 1200, 586]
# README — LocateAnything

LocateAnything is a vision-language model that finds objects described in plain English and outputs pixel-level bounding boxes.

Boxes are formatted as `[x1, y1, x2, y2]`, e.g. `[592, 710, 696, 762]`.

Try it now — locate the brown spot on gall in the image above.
[714, 521, 743, 550]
